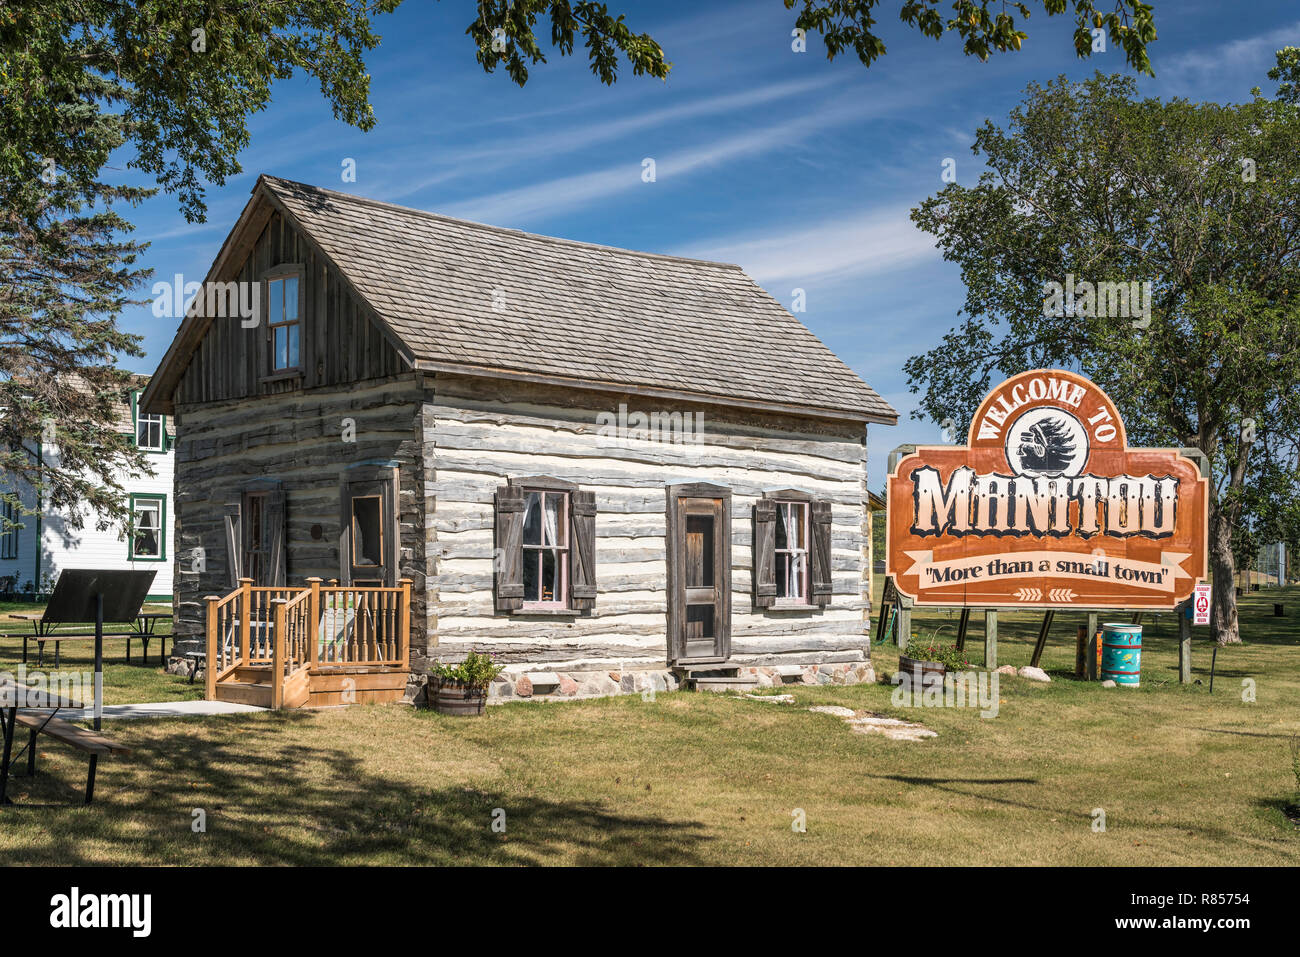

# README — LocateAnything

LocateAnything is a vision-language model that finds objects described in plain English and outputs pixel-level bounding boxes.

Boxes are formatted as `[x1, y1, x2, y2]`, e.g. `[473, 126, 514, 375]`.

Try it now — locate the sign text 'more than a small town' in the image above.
[886, 369, 1208, 609]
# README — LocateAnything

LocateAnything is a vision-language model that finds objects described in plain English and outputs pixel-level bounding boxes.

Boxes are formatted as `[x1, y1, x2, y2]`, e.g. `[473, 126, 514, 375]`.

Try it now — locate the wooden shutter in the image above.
[753, 499, 777, 608]
[223, 505, 242, 589]
[810, 499, 833, 607]
[569, 490, 597, 612]
[494, 485, 526, 612]
[266, 486, 287, 587]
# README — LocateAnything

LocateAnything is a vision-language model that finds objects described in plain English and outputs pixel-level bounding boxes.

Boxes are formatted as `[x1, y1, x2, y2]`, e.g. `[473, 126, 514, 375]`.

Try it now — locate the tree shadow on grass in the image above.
[865, 773, 1052, 816]
[1, 714, 712, 866]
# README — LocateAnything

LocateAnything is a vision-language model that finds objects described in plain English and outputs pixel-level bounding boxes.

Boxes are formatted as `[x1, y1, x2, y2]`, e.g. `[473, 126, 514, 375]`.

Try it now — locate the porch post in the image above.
[271, 598, 287, 709]
[306, 577, 322, 670]
[239, 576, 253, 663]
[204, 595, 219, 700]
[399, 577, 412, 667]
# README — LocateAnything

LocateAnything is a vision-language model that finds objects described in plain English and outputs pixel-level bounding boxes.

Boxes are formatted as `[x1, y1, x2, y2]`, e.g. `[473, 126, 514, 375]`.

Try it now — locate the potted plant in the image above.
[899, 636, 970, 690]
[427, 650, 503, 716]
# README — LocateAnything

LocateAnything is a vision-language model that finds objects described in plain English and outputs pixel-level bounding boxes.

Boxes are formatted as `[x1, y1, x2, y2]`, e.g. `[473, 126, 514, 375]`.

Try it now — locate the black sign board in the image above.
[42, 569, 156, 623]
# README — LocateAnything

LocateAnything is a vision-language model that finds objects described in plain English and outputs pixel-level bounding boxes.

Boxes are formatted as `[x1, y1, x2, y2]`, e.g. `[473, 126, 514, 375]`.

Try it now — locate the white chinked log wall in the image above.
[425, 374, 873, 674]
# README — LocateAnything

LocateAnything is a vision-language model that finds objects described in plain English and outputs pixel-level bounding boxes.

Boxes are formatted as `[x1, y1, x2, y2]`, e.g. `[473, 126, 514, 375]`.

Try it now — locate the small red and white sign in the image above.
[1194, 583, 1211, 625]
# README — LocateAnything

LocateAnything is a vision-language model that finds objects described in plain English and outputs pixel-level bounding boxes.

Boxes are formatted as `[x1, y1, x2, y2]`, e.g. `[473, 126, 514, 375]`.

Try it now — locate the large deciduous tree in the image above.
[905, 68, 1300, 645]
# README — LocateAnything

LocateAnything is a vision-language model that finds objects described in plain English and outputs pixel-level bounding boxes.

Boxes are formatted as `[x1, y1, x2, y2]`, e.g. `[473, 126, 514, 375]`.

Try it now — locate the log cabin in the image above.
[139, 176, 897, 708]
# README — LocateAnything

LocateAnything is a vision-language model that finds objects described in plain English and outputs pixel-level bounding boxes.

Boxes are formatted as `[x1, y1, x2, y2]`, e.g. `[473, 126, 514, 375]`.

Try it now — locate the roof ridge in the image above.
[257, 175, 747, 271]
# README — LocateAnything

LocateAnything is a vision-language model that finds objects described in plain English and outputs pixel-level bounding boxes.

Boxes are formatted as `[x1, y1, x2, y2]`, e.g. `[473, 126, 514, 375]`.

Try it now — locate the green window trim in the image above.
[128, 493, 168, 562]
[0, 500, 19, 560]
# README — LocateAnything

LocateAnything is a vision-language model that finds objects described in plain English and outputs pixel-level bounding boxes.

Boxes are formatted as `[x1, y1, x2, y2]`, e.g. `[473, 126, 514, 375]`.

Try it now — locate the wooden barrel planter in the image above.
[427, 678, 487, 716]
[898, 654, 945, 690]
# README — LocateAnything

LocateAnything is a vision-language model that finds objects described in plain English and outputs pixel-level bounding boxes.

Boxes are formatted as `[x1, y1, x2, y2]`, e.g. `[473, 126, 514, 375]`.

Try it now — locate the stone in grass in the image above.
[996, 664, 1017, 676]
[744, 693, 795, 704]
[1101, 679, 1117, 688]
[849, 715, 937, 741]
[1017, 666, 1051, 682]
[808, 705, 857, 718]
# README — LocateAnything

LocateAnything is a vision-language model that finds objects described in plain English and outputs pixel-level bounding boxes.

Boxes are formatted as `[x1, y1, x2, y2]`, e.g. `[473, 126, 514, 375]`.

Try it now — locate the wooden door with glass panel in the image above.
[341, 472, 397, 588]
[667, 484, 731, 664]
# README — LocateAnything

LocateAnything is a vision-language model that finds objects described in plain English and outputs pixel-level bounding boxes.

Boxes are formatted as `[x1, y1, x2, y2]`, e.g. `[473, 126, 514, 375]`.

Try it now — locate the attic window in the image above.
[134, 391, 165, 452]
[267, 274, 300, 372]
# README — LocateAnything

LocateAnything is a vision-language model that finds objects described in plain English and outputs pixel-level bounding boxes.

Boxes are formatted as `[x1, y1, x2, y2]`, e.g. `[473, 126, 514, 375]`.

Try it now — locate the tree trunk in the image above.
[1209, 498, 1242, 645]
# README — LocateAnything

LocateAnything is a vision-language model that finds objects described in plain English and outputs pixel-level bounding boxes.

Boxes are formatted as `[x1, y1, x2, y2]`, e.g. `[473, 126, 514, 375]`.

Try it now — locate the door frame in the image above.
[665, 482, 731, 665]
[339, 464, 400, 586]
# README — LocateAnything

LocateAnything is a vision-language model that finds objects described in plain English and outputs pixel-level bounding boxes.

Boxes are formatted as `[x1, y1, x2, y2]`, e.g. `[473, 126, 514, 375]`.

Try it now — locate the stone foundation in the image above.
[449, 661, 877, 705]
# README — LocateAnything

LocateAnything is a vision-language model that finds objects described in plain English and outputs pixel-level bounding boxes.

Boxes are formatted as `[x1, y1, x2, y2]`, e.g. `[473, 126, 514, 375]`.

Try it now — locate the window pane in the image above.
[269, 279, 283, 322]
[284, 276, 298, 320]
[541, 548, 557, 602]
[352, 496, 383, 566]
[287, 323, 300, 368]
[523, 550, 540, 602]
[274, 325, 287, 369]
[543, 492, 562, 546]
[790, 503, 806, 549]
[775, 504, 788, 550]
[776, 553, 790, 598]
[134, 504, 160, 557]
[685, 514, 714, 588]
[522, 492, 541, 545]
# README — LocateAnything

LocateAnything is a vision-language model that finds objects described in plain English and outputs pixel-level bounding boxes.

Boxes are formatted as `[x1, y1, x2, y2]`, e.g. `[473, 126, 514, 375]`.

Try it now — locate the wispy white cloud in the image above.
[1149, 21, 1299, 97]
[437, 89, 921, 225]
[381, 74, 844, 201]
[675, 206, 937, 286]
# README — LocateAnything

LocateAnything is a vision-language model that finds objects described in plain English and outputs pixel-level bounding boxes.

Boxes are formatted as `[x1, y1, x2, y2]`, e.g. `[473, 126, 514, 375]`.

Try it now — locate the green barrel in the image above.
[1101, 623, 1143, 687]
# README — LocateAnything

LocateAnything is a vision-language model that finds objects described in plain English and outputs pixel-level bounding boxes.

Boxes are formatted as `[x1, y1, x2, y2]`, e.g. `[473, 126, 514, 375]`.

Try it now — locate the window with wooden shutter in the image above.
[756, 491, 832, 609]
[495, 477, 596, 615]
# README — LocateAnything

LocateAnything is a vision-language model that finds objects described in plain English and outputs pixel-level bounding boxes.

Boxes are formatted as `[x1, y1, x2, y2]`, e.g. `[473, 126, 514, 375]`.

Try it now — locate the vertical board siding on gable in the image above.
[167, 378, 425, 651]
[425, 375, 871, 669]
[176, 211, 406, 406]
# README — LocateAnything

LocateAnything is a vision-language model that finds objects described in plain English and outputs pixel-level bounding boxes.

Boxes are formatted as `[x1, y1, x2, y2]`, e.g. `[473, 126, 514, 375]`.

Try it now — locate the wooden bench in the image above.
[14, 713, 130, 805]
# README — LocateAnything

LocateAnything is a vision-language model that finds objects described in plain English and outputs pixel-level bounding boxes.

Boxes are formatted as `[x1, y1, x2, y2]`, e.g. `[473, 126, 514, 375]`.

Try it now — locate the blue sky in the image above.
[119, 0, 1299, 486]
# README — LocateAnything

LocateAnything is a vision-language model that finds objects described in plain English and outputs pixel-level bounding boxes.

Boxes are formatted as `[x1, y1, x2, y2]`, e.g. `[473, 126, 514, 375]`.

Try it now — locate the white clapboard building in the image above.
[0, 375, 175, 602]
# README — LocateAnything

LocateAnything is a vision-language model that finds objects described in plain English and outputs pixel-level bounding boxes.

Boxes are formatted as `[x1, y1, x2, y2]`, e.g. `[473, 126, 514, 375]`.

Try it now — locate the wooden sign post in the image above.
[885, 369, 1209, 682]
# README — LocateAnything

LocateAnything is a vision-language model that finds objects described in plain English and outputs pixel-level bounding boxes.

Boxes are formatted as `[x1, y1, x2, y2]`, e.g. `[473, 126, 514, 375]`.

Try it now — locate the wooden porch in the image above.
[205, 577, 411, 709]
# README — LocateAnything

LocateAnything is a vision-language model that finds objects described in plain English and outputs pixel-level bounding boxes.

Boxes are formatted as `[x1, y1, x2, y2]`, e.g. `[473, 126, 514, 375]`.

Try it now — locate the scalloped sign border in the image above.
[886, 369, 1208, 609]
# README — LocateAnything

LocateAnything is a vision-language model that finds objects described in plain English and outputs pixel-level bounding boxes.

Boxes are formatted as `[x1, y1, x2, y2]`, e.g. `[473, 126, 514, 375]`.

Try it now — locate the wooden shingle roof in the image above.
[147, 176, 897, 424]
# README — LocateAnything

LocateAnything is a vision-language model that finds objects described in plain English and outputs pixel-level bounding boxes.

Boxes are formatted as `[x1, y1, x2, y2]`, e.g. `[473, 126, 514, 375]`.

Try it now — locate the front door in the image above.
[667, 484, 731, 664]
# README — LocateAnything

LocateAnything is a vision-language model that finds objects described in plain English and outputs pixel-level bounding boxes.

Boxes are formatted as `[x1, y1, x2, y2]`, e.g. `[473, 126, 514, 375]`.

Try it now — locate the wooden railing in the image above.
[204, 588, 245, 700]
[206, 577, 412, 705]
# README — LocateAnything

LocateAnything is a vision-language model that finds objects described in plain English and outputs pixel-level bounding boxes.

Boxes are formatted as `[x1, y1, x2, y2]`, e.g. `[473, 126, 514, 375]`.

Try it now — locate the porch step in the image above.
[214, 680, 273, 708]
[674, 664, 759, 693]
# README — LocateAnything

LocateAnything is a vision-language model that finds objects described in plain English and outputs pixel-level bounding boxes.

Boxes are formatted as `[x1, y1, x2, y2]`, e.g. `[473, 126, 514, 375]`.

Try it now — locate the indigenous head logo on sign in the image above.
[886, 370, 1208, 609]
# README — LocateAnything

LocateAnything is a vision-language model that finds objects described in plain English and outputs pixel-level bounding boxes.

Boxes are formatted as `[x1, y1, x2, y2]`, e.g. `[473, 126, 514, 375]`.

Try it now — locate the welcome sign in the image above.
[886, 370, 1208, 609]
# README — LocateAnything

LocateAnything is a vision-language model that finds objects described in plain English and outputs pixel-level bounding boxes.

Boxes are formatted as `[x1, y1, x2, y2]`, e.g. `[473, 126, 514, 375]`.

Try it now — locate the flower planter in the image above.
[898, 653, 946, 690]
[427, 677, 487, 716]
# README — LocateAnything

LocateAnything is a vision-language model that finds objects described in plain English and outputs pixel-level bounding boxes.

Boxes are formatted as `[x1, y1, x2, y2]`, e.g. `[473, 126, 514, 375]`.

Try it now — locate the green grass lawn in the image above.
[0, 601, 200, 706]
[0, 588, 1296, 865]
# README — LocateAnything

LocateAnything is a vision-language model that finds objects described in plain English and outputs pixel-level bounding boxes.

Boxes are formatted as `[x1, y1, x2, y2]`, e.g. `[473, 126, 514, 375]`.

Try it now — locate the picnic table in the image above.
[0, 680, 82, 804]
[6, 610, 174, 667]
